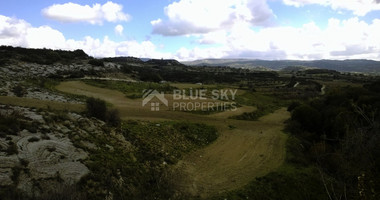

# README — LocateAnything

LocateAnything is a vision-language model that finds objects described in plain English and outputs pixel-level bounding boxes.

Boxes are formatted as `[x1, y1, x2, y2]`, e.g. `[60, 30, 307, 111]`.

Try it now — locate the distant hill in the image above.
[0, 45, 89, 65]
[183, 59, 380, 74]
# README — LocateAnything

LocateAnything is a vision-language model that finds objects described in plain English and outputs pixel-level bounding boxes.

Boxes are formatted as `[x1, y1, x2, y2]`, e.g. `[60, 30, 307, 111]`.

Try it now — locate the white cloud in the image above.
[179, 17, 380, 61]
[0, 15, 65, 49]
[1, 14, 380, 62]
[0, 15, 168, 59]
[115, 24, 124, 36]
[282, 0, 380, 16]
[196, 30, 228, 44]
[42, 1, 130, 25]
[25, 26, 66, 49]
[0, 15, 29, 46]
[175, 46, 228, 61]
[151, 0, 274, 36]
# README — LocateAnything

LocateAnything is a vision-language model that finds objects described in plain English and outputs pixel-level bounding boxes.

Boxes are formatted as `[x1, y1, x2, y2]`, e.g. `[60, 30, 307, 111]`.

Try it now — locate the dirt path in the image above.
[56, 81, 290, 198]
[176, 109, 289, 197]
[321, 85, 326, 95]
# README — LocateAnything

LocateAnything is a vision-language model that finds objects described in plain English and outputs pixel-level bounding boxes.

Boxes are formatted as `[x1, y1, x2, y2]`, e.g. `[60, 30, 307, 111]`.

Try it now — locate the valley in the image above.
[1, 46, 380, 200]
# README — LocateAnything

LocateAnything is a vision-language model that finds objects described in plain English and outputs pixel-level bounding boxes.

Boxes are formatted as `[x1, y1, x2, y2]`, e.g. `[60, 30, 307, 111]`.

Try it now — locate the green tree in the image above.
[291, 104, 321, 133]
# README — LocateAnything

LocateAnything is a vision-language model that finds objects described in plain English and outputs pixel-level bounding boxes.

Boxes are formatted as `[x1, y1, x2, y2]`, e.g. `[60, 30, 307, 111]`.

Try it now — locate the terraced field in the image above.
[56, 81, 290, 198]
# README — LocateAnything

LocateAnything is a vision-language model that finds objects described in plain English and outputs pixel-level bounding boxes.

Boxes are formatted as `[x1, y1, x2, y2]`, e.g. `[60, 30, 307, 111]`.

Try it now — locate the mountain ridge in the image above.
[183, 58, 380, 73]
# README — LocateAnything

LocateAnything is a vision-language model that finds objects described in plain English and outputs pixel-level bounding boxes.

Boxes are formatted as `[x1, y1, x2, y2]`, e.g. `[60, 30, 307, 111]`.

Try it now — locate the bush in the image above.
[232, 104, 278, 121]
[291, 104, 321, 133]
[12, 85, 26, 97]
[0, 58, 8, 67]
[28, 137, 40, 143]
[86, 97, 107, 121]
[88, 59, 104, 67]
[86, 97, 121, 127]
[106, 109, 121, 127]
[6, 142, 18, 155]
[287, 101, 301, 112]
[0, 111, 24, 135]
[214, 165, 327, 200]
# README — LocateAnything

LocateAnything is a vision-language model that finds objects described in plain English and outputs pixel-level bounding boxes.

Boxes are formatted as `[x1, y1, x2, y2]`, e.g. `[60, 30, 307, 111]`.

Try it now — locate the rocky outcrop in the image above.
[0, 61, 121, 103]
[0, 62, 120, 81]
[0, 105, 108, 196]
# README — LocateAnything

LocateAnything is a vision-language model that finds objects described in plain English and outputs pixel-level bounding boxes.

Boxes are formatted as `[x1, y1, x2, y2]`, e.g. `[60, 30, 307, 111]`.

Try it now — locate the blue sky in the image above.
[0, 0, 380, 60]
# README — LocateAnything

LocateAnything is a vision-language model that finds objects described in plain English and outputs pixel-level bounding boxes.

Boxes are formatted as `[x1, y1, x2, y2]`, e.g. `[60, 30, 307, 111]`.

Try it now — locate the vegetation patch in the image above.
[122, 121, 218, 163]
[0, 45, 88, 65]
[83, 80, 175, 99]
[27, 137, 40, 143]
[86, 97, 121, 127]
[282, 84, 380, 199]
[231, 104, 279, 121]
[210, 165, 327, 200]
[0, 110, 26, 135]
[74, 120, 218, 200]
[230, 91, 286, 120]
[184, 103, 237, 115]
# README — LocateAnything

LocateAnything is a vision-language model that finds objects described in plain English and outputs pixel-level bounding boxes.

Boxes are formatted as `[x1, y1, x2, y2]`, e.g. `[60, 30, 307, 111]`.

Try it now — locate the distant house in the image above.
[159, 80, 167, 84]
[196, 82, 203, 85]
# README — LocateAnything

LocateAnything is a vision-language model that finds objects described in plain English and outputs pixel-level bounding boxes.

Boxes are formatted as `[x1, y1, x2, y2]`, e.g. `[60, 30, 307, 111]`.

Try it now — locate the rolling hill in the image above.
[183, 59, 380, 73]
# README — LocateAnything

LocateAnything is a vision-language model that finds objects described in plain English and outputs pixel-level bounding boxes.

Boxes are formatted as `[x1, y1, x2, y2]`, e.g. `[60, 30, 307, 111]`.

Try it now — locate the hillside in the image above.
[0, 46, 292, 199]
[183, 59, 380, 73]
[1, 46, 380, 200]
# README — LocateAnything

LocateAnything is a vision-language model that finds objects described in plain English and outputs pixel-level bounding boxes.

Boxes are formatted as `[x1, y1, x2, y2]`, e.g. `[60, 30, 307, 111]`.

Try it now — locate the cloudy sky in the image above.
[0, 0, 380, 61]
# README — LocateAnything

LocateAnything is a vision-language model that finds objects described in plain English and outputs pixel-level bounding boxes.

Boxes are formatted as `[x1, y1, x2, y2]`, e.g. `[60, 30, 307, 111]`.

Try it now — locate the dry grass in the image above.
[175, 108, 289, 198]
[0, 96, 84, 112]
[170, 83, 217, 89]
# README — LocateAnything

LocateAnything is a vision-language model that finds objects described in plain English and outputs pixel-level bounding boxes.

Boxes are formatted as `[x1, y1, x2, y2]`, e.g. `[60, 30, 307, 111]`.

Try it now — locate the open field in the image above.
[176, 108, 289, 198]
[170, 83, 214, 89]
[56, 81, 290, 197]
[0, 96, 85, 112]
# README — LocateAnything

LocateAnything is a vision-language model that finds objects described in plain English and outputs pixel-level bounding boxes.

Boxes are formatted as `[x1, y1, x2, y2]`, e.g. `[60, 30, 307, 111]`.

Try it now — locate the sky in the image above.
[0, 0, 380, 61]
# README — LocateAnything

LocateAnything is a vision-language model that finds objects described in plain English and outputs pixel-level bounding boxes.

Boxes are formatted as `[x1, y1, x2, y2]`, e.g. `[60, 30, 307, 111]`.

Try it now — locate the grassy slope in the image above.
[56, 81, 290, 198]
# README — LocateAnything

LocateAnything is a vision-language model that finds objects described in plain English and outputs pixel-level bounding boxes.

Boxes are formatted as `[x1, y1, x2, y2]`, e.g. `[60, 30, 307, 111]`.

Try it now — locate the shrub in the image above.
[291, 104, 322, 133]
[232, 104, 278, 121]
[86, 97, 107, 121]
[47, 146, 56, 152]
[287, 101, 301, 112]
[19, 158, 29, 167]
[28, 137, 40, 143]
[88, 59, 104, 67]
[0, 58, 8, 67]
[6, 142, 18, 155]
[12, 85, 26, 97]
[41, 134, 50, 140]
[0, 111, 24, 135]
[106, 109, 121, 127]
[86, 97, 121, 127]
